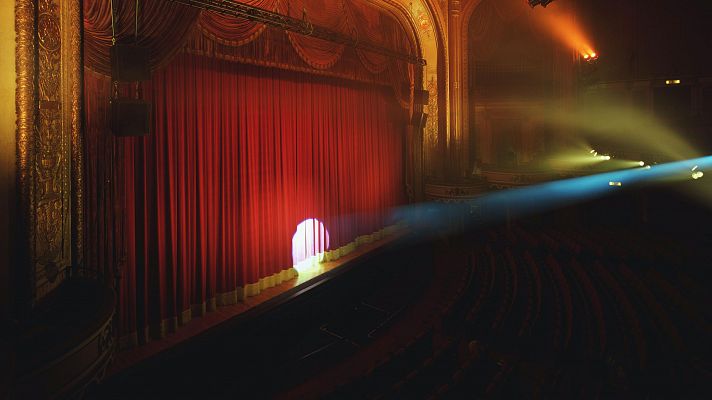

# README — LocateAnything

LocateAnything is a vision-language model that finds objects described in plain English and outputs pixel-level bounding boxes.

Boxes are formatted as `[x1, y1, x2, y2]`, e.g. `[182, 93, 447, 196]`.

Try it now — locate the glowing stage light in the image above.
[609, 181, 622, 186]
[583, 52, 598, 62]
[645, 165, 651, 169]
[584, 53, 599, 63]
[292, 218, 330, 274]
[665, 79, 681, 85]
[691, 166, 703, 179]
[589, 150, 596, 154]
[601, 155, 611, 160]
[638, 161, 645, 166]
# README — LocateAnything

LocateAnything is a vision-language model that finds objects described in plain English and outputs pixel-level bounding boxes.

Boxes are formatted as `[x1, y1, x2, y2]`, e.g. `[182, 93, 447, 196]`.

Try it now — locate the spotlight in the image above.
[665, 79, 681, 85]
[691, 166, 703, 180]
[528, 0, 555, 8]
[602, 155, 611, 160]
[584, 53, 599, 63]
[609, 181, 622, 186]
[644, 165, 651, 169]
[638, 161, 645, 166]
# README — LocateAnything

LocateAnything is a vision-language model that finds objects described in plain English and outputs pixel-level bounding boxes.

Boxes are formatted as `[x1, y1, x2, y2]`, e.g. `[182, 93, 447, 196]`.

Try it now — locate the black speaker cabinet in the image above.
[412, 111, 428, 128]
[110, 44, 150, 82]
[111, 99, 151, 137]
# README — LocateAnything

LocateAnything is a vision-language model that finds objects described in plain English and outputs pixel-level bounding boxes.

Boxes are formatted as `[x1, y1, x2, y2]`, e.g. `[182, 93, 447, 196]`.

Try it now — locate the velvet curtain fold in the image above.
[277, 0, 348, 70]
[197, 0, 277, 46]
[348, 2, 391, 74]
[83, 0, 416, 90]
[84, 54, 405, 345]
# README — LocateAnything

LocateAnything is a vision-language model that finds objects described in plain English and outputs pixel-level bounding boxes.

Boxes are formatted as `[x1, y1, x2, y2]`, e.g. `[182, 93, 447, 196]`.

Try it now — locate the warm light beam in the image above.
[530, 2, 596, 57]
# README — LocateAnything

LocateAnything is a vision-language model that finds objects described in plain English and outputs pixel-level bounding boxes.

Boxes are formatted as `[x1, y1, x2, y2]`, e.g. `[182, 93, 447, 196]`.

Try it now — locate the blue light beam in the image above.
[392, 155, 712, 234]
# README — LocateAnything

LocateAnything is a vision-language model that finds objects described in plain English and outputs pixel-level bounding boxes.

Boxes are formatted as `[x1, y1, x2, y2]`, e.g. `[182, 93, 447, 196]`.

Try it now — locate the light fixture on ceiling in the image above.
[528, 0, 555, 8]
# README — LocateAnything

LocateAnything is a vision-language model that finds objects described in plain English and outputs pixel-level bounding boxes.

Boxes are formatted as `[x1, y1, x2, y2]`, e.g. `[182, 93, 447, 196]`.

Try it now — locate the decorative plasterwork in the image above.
[447, 0, 464, 175]
[404, 0, 441, 178]
[16, 0, 82, 306]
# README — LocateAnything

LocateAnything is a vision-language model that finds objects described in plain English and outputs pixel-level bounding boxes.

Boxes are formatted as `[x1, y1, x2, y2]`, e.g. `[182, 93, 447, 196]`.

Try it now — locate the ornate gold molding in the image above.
[64, 0, 83, 270]
[447, 0, 464, 176]
[16, 0, 82, 306]
[16, 0, 37, 308]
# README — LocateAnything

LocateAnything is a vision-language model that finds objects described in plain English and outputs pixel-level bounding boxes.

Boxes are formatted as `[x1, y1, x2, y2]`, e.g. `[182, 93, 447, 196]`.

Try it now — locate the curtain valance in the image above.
[84, 0, 418, 97]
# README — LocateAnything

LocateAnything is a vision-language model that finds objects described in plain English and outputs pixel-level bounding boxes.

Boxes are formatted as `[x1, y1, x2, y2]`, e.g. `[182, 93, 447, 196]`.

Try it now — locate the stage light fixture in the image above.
[609, 181, 622, 186]
[691, 166, 703, 180]
[638, 161, 645, 166]
[584, 53, 599, 63]
[665, 79, 681, 85]
[528, 0, 555, 8]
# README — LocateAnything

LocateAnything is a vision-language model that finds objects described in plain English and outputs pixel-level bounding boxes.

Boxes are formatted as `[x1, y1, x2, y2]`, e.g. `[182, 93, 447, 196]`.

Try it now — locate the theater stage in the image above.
[107, 227, 407, 376]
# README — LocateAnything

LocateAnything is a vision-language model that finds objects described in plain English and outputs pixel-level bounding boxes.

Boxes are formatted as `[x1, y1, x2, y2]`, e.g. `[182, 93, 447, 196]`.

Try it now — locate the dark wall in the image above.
[580, 0, 712, 81]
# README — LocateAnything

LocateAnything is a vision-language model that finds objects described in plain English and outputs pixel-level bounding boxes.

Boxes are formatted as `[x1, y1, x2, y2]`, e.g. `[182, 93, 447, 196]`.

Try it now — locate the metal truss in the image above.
[167, 0, 426, 65]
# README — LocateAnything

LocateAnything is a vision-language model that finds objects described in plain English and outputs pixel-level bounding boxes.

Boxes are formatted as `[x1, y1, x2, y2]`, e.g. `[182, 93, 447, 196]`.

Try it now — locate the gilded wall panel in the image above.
[16, 0, 82, 305]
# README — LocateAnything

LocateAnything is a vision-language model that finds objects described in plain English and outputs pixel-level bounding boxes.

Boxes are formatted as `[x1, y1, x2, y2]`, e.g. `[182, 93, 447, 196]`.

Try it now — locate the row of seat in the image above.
[428, 223, 710, 398]
[313, 218, 709, 399]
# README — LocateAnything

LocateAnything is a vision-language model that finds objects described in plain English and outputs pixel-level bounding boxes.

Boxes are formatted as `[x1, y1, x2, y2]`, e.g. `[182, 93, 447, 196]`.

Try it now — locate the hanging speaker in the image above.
[412, 111, 428, 128]
[111, 99, 151, 137]
[110, 44, 150, 82]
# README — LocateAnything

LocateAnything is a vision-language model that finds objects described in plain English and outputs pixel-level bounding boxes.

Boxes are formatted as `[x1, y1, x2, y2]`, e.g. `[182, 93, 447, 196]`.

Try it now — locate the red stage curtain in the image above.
[348, 3, 391, 74]
[84, 53, 405, 344]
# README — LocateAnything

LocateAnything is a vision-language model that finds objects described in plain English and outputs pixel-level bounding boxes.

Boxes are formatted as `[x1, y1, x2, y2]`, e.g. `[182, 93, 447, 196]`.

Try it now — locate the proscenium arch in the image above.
[359, 0, 443, 200]
[366, 0, 449, 183]
[400, 0, 449, 179]
[417, 0, 450, 170]
[360, 0, 424, 72]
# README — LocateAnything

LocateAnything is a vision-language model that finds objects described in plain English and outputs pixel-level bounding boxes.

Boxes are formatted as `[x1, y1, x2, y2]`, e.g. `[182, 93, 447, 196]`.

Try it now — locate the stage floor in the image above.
[107, 229, 406, 376]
